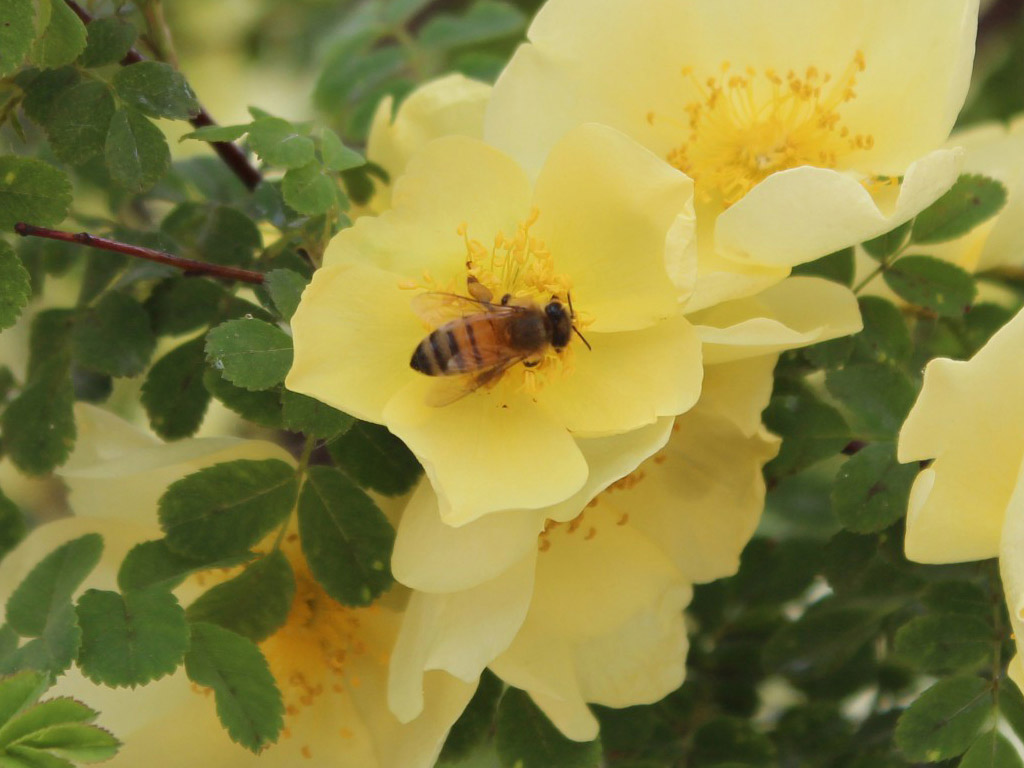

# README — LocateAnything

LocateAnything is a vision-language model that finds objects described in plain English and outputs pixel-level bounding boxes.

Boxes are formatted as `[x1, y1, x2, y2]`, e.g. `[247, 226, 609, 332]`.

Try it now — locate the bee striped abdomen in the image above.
[410, 314, 500, 375]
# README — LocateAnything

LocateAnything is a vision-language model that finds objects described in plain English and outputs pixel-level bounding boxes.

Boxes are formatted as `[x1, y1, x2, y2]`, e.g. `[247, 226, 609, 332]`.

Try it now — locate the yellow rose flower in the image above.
[0, 404, 473, 768]
[387, 357, 780, 741]
[287, 122, 704, 526]
[365, 74, 491, 213]
[485, 0, 975, 308]
[899, 308, 1024, 688]
[287, 118, 862, 527]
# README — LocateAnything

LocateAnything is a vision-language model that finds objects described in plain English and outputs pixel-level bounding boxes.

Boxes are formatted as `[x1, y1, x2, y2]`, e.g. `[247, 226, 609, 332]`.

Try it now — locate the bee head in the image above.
[544, 300, 572, 349]
[546, 295, 591, 351]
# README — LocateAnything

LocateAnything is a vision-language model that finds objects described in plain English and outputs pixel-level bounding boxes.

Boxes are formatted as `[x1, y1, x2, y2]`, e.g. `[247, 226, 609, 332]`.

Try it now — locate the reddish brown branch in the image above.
[15, 223, 266, 285]
[64, 0, 262, 191]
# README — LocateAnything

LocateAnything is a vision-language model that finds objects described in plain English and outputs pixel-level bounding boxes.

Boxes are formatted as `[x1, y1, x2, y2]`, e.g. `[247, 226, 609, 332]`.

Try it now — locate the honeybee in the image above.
[409, 280, 590, 403]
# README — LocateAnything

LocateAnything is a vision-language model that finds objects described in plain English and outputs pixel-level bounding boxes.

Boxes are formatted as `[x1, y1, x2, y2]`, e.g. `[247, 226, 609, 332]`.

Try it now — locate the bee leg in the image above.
[523, 359, 540, 369]
[500, 293, 512, 305]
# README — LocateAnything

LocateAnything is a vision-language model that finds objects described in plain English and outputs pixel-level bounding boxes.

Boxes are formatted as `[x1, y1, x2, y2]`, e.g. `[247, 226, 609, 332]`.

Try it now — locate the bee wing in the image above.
[409, 291, 521, 326]
[425, 356, 527, 407]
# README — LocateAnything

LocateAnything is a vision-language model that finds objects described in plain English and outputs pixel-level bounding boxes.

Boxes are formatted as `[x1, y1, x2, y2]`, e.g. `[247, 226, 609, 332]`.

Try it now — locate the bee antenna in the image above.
[573, 325, 592, 351]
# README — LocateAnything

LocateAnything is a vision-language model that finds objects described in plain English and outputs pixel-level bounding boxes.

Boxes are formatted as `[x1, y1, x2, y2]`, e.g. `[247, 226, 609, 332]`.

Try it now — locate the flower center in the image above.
[649, 54, 872, 206]
[261, 556, 375, 710]
[403, 209, 590, 396]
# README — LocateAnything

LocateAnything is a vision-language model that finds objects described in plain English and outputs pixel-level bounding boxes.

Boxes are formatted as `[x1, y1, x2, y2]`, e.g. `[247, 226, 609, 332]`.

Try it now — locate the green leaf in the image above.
[0, 0, 34, 77]
[861, 221, 911, 261]
[205, 319, 293, 391]
[5, 535, 102, 638]
[77, 17, 137, 68]
[30, 0, 87, 70]
[202, 368, 283, 429]
[10, 722, 119, 763]
[183, 623, 283, 753]
[791, 247, 855, 286]
[495, 687, 601, 768]
[158, 459, 298, 560]
[141, 338, 212, 440]
[117, 539, 252, 593]
[70, 292, 155, 378]
[852, 297, 912, 365]
[911, 174, 1008, 244]
[1, 355, 75, 476]
[763, 383, 850, 479]
[112, 61, 198, 120]
[831, 443, 917, 533]
[144, 277, 226, 336]
[0, 672, 49, 729]
[825, 363, 916, 437]
[439, 670, 502, 762]
[895, 676, 992, 762]
[104, 107, 171, 193]
[999, 684, 1024, 745]
[298, 466, 394, 606]
[382, 0, 434, 25]
[247, 117, 314, 169]
[326, 421, 422, 496]
[161, 202, 261, 267]
[282, 162, 337, 216]
[0, 604, 80, 676]
[0, 489, 26, 562]
[75, 588, 189, 687]
[18, 67, 79, 126]
[893, 614, 993, 674]
[883, 255, 976, 317]
[0, 242, 30, 332]
[764, 600, 885, 682]
[263, 269, 308, 322]
[185, 551, 294, 642]
[280, 391, 353, 439]
[320, 129, 364, 172]
[960, 731, 1024, 768]
[690, 717, 777, 767]
[43, 81, 115, 165]
[418, 0, 527, 49]
[0, 696, 96, 747]
[923, 582, 990, 620]
[0, 157, 71, 231]
[182, 124, 250, 143]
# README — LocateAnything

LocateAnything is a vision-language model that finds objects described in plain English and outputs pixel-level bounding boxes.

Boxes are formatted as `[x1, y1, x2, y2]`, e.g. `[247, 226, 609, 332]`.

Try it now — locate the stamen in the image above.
[653, 52, 874, 206]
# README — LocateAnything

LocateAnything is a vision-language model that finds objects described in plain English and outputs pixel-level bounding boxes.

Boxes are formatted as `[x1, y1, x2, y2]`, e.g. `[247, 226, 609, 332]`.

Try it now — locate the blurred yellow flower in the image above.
[486, 0, 975, 308]
[899, 308, 1024, 688]
[365, 74, 491, 213]
[0, 404, 473, 768]
[287, 123, 704, 526]
[387, 357, 780, 741]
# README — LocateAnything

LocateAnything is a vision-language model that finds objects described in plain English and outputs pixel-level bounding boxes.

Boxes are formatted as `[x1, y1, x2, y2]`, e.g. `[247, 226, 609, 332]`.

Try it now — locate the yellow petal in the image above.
[286, 262, 424, 424]
[531, 123, 695, 331]
[699, 356, 779, 438]
[1001, 463, 1024, 699]
[534, 315, 702, 437]
[545, 418, 676, 523]
[392, 480, 545, 593]
[900, 308, 1024, 563]
[388, 556, 535, 723]
[692, 277, 863, 364]
[60, 405, 294, 523]
[323, 135, 532, 280]
[366, 74, 491, 213]
[626, 408, 780, 583]
[715, 148, 963, 268]
[489, 0, 977, 176]
[384, 379, 588, 526]
[493, 521, 689, 728]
